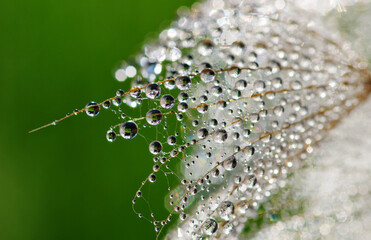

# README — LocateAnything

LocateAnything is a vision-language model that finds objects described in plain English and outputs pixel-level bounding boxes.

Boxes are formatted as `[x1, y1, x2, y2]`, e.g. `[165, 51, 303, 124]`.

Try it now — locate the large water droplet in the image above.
[178, 92, 189, 102]
[167, 136, 177, 145]
[106, 130, 117, 142]
[160, 95, 175, 109]
[146, 109, 163, 125]
[175, 76, 191, 90]
[177, 102, 188, 112]
[85, 101, 100, 117]
[197, 128, 209, 139]
[149, 173, 156, 183]
[218, 201, 235, 220]
[212, 129, 228, 143]
[145, 83, 161, 99]
[223, 156, 237, 171]
[203, 218, 218, 235]
[119, 122, 138, 139]
[200, 69, 216, 83]
[149, 141, 163, 155]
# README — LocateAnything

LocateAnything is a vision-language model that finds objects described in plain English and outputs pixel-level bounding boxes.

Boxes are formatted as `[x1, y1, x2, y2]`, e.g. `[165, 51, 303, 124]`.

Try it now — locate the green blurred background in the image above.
[0, 0, 196, 239]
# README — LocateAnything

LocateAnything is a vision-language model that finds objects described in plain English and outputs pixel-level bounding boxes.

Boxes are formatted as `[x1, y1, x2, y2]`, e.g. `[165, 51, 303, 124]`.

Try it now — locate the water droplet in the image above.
[228, 66, 241, 77]
[198, 40, 214, 56]
[211, 86, 223, 96]
[211, 168, 220, 177]
[179, 213, 187, 221]
[272, 77, 283, 89]
[145, 83, 161, 99]
[197, 128, 209, 139]
[231, 41, 245, 56]
[200, 69, 216, 83]
[175, 76, 192, 90]
[85, 102, 100, 117]
[167, 136, 177, 145]
[149, 141, 163, 155]
[178, 92, 189, 102]
[235, 79, 247, 90]
[119, 122, 138, 139]
[146, 109, 163, 125]
[212, 129, 228, 143]
[103, 100, 111, 109]
[164, 80, 176, 90]
[130, 88, 142, 98]
[116, 89, 125, 97]
[106, 130, 117, 142]
[149, 173, 156, 183]
[231, 89, 241, 99]
[218, 201, 235, 220]
[254, 80, 266, 93]
[177, 102, 188, 112]
[160, 95, 175, 109]
[197, 104, 208, 114]
[223, 156, 237, 171]
[203, 218, 218, 235]
[112, 97, 122, 106]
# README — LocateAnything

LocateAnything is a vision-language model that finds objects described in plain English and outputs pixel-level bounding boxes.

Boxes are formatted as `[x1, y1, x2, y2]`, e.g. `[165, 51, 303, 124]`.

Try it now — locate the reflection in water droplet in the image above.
[85, 101, 100, 117]
[200, 68, 216, 83]
[203, 218, 218, 235]
[145, 83, 161, 99]
[106, 130, 117, 142]
[213, 129, 228, 143]
[149, 141, 163, 155]
[146, 109, 163, 125]
[119, 122, 138, 139]
[160, 95, 175, 109]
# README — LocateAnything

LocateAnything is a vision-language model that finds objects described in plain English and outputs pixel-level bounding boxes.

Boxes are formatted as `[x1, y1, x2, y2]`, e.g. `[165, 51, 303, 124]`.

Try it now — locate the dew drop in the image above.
[203, 218, 218, 235]
[235, 79, 247, 90]
[146, 109, 163, 125]
[254, 80, 266, 93]
[196, 128, 209, 139]
[198, 39, 214, 56]
[218, 201, 235, 220]
[130, 88, 142, 98]
[119, 122, 138, 139]
[102, 100, 111, 109]
[175, 76, 192, 90]
[223, 156, 237, 171]
[167, 136, 177, 145]
[149, 141, 163, 155]
[106, 130, 117, 142]
[112, 97, 122, 106]
[160, 95, 175, 109]
[85, 101, 100, 117]
[212, 129, 228, 143]
[177, 102, 189, 112]
[178, 92, 189, 102]
[149, 173, 157, 183]
[116, 89, 125, 97]
[200, 69, 216, 83]
[145, 83, 161, 99]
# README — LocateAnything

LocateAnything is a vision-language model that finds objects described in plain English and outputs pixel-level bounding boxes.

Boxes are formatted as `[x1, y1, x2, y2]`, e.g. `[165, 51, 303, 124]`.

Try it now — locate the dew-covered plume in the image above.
[29, 0, 371, 239]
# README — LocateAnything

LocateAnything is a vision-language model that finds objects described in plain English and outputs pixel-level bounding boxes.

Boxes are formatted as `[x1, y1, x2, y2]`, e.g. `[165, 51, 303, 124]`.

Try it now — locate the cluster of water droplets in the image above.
[46, 0, 371, 239]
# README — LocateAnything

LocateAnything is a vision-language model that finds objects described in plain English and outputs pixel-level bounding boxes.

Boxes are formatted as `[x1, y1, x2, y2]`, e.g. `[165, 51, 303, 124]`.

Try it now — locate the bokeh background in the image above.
[0, 0, 196, 239]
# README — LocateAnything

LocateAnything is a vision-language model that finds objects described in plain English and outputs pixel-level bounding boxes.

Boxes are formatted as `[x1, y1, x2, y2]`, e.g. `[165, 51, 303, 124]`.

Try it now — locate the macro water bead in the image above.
[85, 101, 100, 117]
[160, 95, 175, 109]
[149, 141, 163, 155]
[119, 122, 138, 139]
[146, 109, 163, 125]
